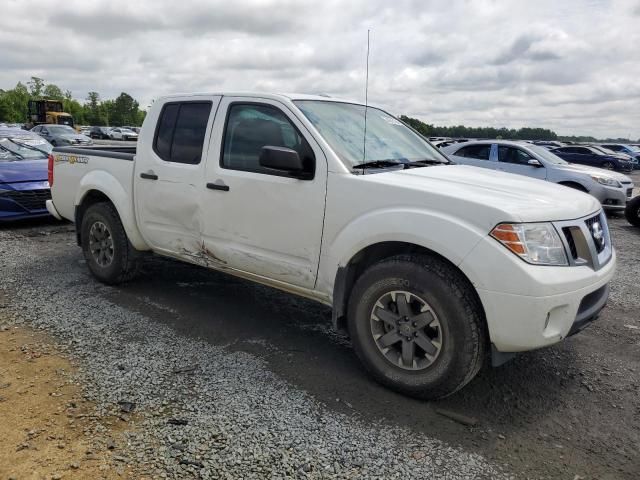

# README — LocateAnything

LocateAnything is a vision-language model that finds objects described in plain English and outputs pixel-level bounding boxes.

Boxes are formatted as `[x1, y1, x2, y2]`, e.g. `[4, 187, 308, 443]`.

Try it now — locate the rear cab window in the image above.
[153, 101, 213, 165]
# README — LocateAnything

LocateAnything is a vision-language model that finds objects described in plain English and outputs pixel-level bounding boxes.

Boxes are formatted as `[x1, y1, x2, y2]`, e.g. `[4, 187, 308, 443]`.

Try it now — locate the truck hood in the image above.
[555, 162, 632, 182]
[0, 159, 48, 184]
[378, 165, 601, 223]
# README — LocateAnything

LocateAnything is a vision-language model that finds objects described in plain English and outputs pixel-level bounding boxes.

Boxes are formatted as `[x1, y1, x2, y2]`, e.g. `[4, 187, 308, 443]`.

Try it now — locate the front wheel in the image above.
[81, 202, 140, 284]
[602, 161, 615, 170]
[625, 196, 640, 227]
[347, 254, 487, 399]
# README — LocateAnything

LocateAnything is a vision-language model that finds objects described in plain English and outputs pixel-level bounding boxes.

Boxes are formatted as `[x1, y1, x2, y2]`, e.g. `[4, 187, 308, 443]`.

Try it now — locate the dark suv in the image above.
[89, 126, 112, 139]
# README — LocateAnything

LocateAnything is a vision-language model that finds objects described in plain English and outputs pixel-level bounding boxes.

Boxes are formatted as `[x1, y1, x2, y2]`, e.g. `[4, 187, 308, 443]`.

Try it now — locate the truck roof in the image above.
[159, 92, 365, 105]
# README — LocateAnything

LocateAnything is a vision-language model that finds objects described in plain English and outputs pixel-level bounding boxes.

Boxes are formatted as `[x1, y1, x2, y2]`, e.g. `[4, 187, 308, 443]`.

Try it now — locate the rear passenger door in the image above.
[200, 97, 327, 289]
[134, 96, 221, 255]
[449, 144, 498, 170]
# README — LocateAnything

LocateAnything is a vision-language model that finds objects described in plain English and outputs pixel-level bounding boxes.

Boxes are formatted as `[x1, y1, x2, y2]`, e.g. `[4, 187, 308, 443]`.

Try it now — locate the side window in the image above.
[498, 147, 533, 165]
[456, 145, 491, 160]
[221, 103, 315, 177]
[574, 147, 590, 155]
[153, 102, 212, 164]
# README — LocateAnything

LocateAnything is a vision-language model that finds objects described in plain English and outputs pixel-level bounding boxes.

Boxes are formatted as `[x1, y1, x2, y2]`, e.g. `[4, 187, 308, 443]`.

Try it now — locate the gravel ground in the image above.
[1, 177, 639, 479]
[0, 226, 507, 479]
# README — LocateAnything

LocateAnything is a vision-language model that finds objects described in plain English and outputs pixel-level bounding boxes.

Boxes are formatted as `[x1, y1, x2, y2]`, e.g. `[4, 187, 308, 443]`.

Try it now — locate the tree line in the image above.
[0, 77, 146, 127]
[399, 115, 638, 143]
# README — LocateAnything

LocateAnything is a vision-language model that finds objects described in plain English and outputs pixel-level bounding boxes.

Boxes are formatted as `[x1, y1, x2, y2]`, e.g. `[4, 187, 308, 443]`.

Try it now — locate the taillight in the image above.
[48, 154, 54, 187]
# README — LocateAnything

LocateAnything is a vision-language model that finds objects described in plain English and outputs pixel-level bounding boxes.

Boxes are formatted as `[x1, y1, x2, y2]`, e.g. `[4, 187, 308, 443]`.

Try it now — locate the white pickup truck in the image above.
[46, 93, 615, 399]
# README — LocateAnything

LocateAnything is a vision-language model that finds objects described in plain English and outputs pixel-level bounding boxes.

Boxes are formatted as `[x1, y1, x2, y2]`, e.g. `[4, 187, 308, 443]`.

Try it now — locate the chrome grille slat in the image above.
[555, 211, 612, 271]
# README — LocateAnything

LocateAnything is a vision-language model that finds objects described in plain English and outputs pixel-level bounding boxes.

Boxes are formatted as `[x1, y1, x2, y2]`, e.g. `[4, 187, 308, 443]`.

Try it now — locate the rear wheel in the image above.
[81, 202, 140, 284]
[347, 254, 487, 399]
[625, 196, 640, 227]
[602, 161, 615, 170]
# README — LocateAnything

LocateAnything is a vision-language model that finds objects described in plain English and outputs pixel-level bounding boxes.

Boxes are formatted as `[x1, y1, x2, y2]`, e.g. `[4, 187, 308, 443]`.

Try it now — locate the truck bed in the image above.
[53, 145, 136, 161]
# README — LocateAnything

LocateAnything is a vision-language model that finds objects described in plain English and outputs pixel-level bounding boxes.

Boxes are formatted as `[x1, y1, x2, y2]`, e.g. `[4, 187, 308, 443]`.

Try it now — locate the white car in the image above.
[109, 127, 138, 141]
[45, 92, 615, 399]
[443, 140, 634, 210]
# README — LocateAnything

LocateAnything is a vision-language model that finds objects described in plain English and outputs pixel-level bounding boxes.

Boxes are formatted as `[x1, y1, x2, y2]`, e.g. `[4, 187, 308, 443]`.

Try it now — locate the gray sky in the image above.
[2, 0, 639, 138]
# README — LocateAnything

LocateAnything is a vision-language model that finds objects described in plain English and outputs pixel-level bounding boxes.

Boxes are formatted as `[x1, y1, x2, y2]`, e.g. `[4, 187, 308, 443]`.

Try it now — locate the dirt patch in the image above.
[0, 324, 137, 480]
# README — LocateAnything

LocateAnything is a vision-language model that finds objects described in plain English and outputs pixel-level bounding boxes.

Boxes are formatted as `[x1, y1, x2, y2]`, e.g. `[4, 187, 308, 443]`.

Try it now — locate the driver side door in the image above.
[201, 97, 328, 289]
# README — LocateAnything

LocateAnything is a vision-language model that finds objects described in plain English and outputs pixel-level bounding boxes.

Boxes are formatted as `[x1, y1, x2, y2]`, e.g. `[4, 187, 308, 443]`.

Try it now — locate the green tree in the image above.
[43, 83, 64, 100]
[83, 91, 105, 125]
[27, 77, 45, 98]
[110, 92, 139, 126]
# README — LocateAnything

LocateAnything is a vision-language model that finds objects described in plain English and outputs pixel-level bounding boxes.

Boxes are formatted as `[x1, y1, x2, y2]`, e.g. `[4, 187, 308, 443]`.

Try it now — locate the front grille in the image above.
[562, 227, 578, 260]
[0, 189, 51, 211]
[585, 214, 605, 253]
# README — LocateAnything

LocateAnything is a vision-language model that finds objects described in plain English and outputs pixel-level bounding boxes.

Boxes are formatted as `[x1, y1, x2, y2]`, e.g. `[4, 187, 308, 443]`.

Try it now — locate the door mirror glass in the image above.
[528, 159, 543, 167]
[259, 146, 307, 177]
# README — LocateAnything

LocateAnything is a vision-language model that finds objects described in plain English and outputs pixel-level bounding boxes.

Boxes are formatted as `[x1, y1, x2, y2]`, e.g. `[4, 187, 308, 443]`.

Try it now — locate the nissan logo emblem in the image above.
[591, 221, 605, 248]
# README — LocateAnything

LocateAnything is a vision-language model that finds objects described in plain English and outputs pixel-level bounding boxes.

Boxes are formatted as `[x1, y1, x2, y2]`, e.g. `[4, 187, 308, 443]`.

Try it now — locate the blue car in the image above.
[551, 145, 634, 172]
[601, 144, 640, 169]
[0, 128, 53, 222]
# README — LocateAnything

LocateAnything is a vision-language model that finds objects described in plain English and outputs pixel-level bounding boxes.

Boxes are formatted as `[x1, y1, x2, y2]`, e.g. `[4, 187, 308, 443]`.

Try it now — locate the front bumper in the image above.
[0, 186, 52, 221]
[590, 183, 632, 211]
[460, 212, 616, 353]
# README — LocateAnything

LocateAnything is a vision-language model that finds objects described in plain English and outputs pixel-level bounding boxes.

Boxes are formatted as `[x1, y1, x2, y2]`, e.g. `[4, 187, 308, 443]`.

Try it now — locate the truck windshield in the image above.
[294, 100, 449, 170]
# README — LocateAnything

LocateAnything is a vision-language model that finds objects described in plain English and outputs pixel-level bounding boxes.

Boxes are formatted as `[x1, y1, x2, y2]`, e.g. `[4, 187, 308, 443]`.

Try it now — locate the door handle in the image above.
[206, 182, 230, 192]
[140, 172, 158, 180]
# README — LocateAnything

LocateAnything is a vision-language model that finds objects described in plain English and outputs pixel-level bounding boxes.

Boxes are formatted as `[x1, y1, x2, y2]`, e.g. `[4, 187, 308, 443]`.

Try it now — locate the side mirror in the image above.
[259, 146, 308, 177]
[528, 159, 543, 167]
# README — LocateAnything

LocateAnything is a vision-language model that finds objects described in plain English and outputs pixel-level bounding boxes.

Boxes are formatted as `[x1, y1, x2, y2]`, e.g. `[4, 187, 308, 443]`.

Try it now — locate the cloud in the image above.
[0, 0, 638, 139]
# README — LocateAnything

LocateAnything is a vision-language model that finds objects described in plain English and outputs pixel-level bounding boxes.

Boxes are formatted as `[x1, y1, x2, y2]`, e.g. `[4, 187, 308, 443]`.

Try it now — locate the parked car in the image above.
[109, 127, 139, 141]
[600, 144, 640, 169]
[0, 127, 52, 221]
[31, 124, 93, 147]
[79, 127, 92, 137]
[89, 126, 112, 139]
[551, 145, 633, 172]
[443, 140, 634, 211]
[122, 126, 141, 134]
[46, 92, 615, 399]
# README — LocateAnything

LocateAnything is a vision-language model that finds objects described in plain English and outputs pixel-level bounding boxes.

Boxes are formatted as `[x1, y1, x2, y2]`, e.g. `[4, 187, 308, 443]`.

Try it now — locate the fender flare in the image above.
[75, 171, 149, 251]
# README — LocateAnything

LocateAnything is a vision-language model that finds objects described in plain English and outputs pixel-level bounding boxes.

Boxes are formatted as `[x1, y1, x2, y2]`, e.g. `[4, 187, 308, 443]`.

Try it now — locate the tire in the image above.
[347, 254, 487, 399]
[602, 161, 615, 170]
[51, 140, 57, 146]
[80, 202, 140, 284]
[625, 196, 640, 227]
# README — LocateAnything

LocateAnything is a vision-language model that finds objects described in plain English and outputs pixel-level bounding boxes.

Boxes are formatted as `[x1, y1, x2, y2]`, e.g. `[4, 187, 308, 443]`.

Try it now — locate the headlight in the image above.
[490, 223, 568, 266]
[590, 175, 622, 188]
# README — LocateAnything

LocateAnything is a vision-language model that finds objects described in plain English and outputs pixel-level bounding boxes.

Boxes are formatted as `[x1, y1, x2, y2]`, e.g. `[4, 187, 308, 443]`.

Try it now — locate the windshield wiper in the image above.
[405, 158, 450, 166]
[352, 159, 408, 170]
[0, 144, 24, 160]
[5, 138, 49, 156]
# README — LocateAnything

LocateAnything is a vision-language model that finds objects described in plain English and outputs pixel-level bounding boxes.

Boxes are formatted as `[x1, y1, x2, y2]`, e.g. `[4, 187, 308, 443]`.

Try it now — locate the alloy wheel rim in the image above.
[370, 290, 443, 371]
[89, 221, 114, 267]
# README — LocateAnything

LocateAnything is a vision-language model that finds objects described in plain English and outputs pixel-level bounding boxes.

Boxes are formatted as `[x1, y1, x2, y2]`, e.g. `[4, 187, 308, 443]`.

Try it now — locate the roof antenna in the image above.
[362, 29, 370, 175]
